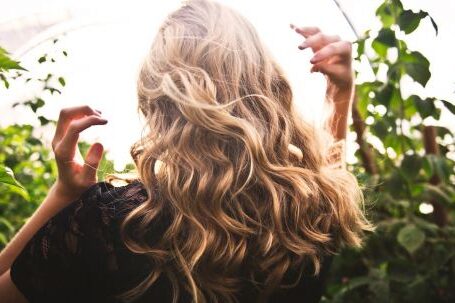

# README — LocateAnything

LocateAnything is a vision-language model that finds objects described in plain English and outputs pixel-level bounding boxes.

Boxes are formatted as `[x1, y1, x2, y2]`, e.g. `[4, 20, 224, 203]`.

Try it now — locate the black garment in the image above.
[10, 180, 333, 303]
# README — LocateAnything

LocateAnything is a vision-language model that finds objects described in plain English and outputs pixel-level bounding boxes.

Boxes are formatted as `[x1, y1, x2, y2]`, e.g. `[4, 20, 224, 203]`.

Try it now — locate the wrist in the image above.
[50, 181, 81, 205]
[325, 73, 354, 105]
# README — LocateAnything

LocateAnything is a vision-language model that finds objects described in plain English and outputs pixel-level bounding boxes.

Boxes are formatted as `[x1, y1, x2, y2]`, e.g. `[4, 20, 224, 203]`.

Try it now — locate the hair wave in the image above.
[120, 0, 372, 302]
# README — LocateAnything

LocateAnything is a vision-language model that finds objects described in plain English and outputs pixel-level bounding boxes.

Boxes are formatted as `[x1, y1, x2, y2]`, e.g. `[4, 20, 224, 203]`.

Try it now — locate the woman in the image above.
[0, 0, 372, 302]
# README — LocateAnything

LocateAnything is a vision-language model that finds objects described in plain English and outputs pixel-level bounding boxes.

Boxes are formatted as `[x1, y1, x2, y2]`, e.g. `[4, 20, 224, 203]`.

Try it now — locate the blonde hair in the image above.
[120, 0, 372, 302]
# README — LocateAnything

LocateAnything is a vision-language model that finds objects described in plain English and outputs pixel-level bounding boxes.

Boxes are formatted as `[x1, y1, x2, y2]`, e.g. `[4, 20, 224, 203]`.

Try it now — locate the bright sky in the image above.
[1, 0, 454, 170]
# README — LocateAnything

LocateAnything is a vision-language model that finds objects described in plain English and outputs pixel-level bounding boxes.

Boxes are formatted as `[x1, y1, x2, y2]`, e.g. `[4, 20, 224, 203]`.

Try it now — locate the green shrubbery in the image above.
[322, 1, 455, 302]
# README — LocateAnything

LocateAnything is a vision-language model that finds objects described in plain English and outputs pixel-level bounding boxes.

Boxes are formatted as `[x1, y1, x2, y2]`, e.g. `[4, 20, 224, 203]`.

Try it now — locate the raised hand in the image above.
[51, 105, 108, 201]
[290, 24, 354, 101]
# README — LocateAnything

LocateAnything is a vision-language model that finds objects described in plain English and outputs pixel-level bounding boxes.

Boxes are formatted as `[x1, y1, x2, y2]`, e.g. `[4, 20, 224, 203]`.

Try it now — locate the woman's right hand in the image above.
[51, 105, 108, 203]
[290, 24, 354, 104]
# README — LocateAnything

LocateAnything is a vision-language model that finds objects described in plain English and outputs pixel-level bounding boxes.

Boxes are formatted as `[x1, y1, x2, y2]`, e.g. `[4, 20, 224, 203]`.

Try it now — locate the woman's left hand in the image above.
[291, 24, 354, 102]
[51, 105, 108, 202]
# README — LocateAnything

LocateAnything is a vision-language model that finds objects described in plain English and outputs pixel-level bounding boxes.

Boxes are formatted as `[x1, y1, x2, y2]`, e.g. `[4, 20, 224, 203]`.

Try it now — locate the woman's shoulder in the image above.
[77, 179, 149, 219]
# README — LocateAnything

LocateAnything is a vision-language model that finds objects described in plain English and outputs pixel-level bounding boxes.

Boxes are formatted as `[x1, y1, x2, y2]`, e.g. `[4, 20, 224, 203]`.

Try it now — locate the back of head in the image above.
[122, 0, 372, 302]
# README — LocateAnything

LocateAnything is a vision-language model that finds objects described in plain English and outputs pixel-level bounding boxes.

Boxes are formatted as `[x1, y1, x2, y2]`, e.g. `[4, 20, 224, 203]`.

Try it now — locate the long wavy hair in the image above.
[119, 0, 372, 302]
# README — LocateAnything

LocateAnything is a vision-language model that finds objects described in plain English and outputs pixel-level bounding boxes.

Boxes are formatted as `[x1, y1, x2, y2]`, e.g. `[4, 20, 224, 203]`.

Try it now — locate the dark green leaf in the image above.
[0, 73, 9, 88]
[38, 55, 47, 63]
[441, 100, 455, 115]
[398, 10, 428, 34]
[397, 224, 425, 254]
[371, 120, 389, 139]
[401, 154, 422, 179]
[410, 95, 437, 119]
[375, 84, 394, 107]
[401, 51, 431, 87]
[429, 16, 438, 35]
[58, 77, 66, 87]
[38, 116, 52, 126]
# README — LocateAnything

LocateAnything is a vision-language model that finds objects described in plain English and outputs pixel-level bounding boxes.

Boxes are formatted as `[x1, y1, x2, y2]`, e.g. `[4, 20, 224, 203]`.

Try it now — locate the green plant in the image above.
[323, 1, 455, 302]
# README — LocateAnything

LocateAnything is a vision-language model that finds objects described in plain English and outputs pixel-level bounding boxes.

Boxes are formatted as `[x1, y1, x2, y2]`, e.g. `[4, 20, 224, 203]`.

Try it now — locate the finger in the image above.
[299, 33, 341, 52]
[310, 62, 345, 78]
[291, 25, 321, 38]
[56, 115, 108, 160]
[53, 105, 102, 146]
[310, 41, 352, 64]
[81, 142, 104, 182]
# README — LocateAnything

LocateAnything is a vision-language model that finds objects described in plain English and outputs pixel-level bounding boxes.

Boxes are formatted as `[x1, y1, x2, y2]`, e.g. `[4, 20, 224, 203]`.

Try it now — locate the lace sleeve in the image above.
[9, 181, 121, 302]
[326, 139, 346, 170]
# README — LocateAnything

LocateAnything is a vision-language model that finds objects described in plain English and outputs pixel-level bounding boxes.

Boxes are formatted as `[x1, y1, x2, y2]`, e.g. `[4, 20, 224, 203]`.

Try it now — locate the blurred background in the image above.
[1, 0, 455, 302]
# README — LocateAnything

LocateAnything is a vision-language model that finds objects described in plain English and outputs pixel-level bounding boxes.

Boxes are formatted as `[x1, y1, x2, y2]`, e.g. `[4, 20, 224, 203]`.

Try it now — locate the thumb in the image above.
[82, 142, 104, 181]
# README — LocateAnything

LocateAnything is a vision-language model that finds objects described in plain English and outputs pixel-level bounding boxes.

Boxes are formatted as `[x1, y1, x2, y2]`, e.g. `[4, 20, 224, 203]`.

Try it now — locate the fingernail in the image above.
[310, 56, 319, 63]
[93, 143, 104, 155]
[299, 42, 307, 50]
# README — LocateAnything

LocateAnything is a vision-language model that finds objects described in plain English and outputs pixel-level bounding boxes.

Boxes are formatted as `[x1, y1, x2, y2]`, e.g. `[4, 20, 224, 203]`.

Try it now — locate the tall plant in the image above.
[324, 1, 455, 302]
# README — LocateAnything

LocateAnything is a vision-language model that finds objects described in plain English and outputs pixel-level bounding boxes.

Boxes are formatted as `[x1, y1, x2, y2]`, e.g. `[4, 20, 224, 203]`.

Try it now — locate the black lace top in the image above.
[10, 180, 333, 303]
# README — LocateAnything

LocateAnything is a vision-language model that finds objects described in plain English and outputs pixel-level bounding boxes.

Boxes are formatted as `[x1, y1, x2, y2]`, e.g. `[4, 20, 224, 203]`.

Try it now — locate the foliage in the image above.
[0, 43, 130, 249]
[322, 1, 455, 302]
[0, 46, 26, 88]
[0, 124, 57, 246]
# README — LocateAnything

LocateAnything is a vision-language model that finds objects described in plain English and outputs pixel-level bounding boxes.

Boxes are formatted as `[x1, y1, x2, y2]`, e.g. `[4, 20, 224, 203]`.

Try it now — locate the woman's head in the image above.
[123, 0, 372, 302]
[135, 0, 294, 140]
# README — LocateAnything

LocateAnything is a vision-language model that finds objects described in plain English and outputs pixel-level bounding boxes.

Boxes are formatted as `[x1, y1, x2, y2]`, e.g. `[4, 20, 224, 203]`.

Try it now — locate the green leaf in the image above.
[422, 155, 435, 177]
[384, 170, 406, 197]
[24, 98, 45, 113]
[372, 28, 397, 58]
[375, 0, 403, 27]
[429, 16, 438, 35]
[0, 73, 9, 88]
[38, 55, 47, 63]
[398, 10, 427, 34]
[0, 47, 26, 71]
[441, 100, 455, 115]
[423, 184, 453, 205]
[38, 115, 51, 126]
[58, 77, 66, 87]
[375, 84, 394, 107]
[371, 120, 389, 139]
[410, 95, 438, 119]
[401, 154, 422, 179]
[0, 218, 14, 233]
[401, 51, 431, 87]
[0, 165, 24, 188]
[354, 38, 366, 60]
[376, 2, 395, 28]
[397, 224, 425, 254]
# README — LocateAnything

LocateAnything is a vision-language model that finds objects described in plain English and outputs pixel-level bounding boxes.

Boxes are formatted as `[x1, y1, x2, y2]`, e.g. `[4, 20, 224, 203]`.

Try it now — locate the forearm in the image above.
[0, 182, 77, 275]
[324, 85, 354, 141]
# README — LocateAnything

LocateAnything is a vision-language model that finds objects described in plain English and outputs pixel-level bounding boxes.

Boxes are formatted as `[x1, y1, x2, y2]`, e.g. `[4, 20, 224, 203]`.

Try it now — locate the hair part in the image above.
[120, 0, 373, 302]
